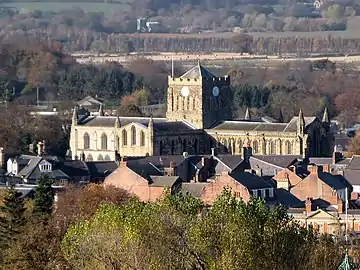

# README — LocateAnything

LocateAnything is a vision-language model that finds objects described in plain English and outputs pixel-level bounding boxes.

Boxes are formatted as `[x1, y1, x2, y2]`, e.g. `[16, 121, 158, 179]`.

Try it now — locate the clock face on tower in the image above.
[181, 86, 190, 97]
[212, 86, 219, 97]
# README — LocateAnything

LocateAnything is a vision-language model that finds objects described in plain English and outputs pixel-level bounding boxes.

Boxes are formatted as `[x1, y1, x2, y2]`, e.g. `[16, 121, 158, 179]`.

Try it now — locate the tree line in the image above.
[0, 183, 354, 270]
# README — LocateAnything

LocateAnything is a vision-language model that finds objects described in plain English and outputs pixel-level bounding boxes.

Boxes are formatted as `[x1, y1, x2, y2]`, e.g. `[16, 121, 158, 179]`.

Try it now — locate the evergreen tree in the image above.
[0, 187, 25, 249]
[34, 174, 55, 217]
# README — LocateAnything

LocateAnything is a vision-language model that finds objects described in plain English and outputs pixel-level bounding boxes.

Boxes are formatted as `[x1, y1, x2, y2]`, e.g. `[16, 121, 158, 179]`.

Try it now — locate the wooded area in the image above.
[0, 186, 353, 269]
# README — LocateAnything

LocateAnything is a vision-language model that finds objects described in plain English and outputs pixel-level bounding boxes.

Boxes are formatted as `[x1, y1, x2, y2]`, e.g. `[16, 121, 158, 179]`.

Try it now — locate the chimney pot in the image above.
[305, 197, 312, 213]
[183, 152, 188, 158]
[211, 148, 215, 156]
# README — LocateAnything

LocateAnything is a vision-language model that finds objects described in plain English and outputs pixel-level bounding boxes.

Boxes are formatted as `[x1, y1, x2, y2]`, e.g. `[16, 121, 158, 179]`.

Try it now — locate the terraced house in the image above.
[69, 63, 334, 161]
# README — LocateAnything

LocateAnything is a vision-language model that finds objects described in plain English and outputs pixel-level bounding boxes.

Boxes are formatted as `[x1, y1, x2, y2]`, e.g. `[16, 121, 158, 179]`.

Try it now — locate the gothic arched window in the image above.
[97, 154, 104, 161]
[83, 132, 90, 149]
[104, 154, 111, 161]
[131, 126, 136, 145]
[101, 133, 107, 150]
[270, 141, 275, 154]
[286, 141, 292, 155]
[86, 154, 93, 161]
[237, 139, 242, 154]
[253, 140, 259, 154]
[122, 129, 127, 146]
[140, 131, 145, 146]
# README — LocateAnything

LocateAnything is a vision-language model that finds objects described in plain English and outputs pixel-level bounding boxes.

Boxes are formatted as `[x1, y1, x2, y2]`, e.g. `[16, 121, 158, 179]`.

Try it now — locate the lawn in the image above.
[0, 1, 130, 13]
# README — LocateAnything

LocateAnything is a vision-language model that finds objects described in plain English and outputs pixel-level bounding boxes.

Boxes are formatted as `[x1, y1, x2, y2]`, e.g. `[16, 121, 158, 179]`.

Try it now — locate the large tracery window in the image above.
[83, 132, 90, 149]
[101, 133, 107, 150]
[131, 126, 136, 145]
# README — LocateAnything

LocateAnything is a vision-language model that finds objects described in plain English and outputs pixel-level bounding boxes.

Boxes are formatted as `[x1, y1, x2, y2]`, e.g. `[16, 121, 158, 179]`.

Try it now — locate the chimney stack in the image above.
[308, 164, 320, 175]
[305, 197, 313, 214]
[37, 141, 44, 156]
[337, 197, 344, 214]
[29, 143, 34, 153]
[167, 161, 176, 176]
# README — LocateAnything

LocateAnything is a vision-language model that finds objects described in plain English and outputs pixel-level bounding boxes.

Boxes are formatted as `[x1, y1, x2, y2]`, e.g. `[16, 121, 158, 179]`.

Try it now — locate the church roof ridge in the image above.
[180, 63, 217, 79]
[181, 120, 198, 130]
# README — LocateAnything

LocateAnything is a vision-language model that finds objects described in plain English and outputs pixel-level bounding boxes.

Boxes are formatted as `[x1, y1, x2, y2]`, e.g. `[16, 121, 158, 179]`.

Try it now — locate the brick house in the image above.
[104, 159, 180, 202]
[182, 171, 274, 206]
[273, 164, 352, 210]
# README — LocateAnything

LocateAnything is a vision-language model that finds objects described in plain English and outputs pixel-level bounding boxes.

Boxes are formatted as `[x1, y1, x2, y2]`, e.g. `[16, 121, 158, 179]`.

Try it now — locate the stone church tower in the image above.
[166, 62, 231, 129]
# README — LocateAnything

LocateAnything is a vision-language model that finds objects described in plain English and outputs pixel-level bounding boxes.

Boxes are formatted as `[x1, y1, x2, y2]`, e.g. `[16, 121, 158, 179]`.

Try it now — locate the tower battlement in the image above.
[168, 76, 230, 83]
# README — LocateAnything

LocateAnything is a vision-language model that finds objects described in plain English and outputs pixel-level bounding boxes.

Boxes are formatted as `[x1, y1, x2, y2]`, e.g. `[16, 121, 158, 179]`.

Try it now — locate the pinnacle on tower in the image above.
[115, 115, 121, 129]
[244, 107, 251, 120]
[297, 108, 305, 134]
[322, 107, 330, 123]
[72, 106, 78, 125]
[148, 115, 154, 129]
[98, 104, 104, 116]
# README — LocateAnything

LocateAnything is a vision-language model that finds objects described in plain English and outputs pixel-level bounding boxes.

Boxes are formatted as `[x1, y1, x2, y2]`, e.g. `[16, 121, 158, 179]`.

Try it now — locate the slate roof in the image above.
[347, 156, 360, 170]
[334, 134, 351, 152]
[127, 163, 162, 180]
[58, 160, 89, 178]
[149, 176, 179, 187]
[153, 121, 196, 132]
[127, 155, 188, 169]
[308, 157, 333, 165]
[275, 188, 305, 208]
[180, 63, 217, 79]
[77, 96, 103, 106]
[317, 172, 350, 190]
[181, 182, 208, 197]
[283, 116, 317, 132]
[229, 171, 273, 190]
[79, 116, 165, 127]
[344, 170, 360, 186]
[251, 155, 300, 169]
[215, 155, 243, 170]
[86, 161, 118, 178]
[210, 121, 288, 132]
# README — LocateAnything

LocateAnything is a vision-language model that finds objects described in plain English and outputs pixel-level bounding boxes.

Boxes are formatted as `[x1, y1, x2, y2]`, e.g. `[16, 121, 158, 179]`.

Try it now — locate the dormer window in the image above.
[39, 160, 52, 173]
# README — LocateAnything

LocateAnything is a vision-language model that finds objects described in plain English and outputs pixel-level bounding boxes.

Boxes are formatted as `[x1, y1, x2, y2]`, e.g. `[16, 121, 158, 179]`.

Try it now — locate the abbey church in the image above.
[69, 63, 334, 161]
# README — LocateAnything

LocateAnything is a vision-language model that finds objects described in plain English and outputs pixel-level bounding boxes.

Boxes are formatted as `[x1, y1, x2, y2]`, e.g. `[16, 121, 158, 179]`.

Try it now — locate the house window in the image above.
[39, 163, 52, 173]
[261, 189, 266, 198]
[140, 131, 145, 146]
[131, 126, 136, 145]
[101, 133, 107, 150]
[83, 132, 90, 149]
[265, 189, 270, 198]
[269, 188, 274, 198]
[253, 190, 258, 198]
[122, 129, 127, 146]
[235, 191, 241, 198]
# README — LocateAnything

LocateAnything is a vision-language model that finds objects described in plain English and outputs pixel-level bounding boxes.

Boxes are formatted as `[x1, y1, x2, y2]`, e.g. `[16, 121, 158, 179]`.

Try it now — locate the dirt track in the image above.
[73, 52, 360, 65]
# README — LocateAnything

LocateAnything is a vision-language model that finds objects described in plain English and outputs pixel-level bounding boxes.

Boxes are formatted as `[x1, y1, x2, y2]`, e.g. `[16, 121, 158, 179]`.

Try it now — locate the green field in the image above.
[0, 1, 130, 13]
